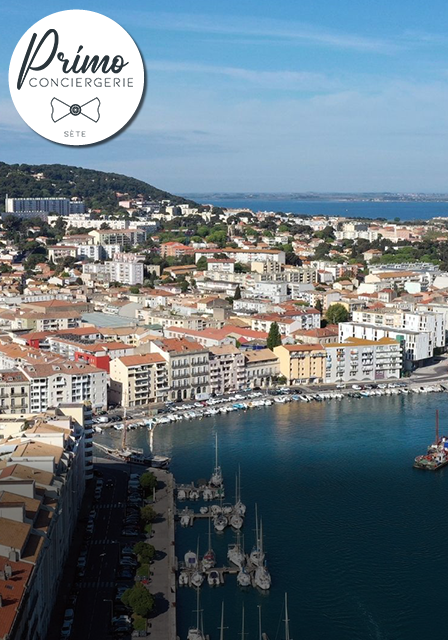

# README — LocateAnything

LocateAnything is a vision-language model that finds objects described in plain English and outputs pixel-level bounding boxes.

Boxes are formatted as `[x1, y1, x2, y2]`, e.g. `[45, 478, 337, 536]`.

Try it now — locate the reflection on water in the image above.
[97, 394, 448, 639]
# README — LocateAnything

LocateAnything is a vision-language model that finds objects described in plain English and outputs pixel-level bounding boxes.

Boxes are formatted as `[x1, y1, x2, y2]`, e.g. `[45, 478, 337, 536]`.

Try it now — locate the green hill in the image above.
[0, 162, 195, 212]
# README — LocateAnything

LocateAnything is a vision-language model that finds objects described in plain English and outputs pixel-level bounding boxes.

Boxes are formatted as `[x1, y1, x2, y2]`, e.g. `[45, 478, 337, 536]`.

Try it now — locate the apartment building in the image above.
[149, 337, 210, 401]
[209, 345, 246, 394]
[88, 228, 146, 247]
[325, 337, 402, 383]
[5, 196, 84, 216]
[244, 348, 279, 388]
[0, 370, 30, 414]
[339, 321, 431, 369]
[82, 260, 144, 285]
[274, 344, 326, 384]
[195, 248, 286, 265]
[12, 310, 81, 332]
[18, 360, 107, 412]
[0, 410, 87, 640]
[109, 354, 169, 407]
[47, 335, 134, 371]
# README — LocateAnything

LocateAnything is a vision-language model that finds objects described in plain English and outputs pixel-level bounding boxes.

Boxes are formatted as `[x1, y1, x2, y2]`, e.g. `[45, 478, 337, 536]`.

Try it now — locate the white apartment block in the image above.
[19, 361, 107, 411]
[82, 260, 144, 285]
[352, 309, 445, 350]
[338, 321, 432, 369]
[325, 338, 402, 384]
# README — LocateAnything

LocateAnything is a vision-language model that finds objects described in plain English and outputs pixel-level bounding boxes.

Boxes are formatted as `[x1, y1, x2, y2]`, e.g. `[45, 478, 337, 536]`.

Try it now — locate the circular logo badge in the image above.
[9, 10, 145, 146]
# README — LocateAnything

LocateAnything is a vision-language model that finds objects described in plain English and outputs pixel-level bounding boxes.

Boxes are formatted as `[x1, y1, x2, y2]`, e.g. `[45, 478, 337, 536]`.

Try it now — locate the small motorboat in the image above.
[207, 569, 220, 587]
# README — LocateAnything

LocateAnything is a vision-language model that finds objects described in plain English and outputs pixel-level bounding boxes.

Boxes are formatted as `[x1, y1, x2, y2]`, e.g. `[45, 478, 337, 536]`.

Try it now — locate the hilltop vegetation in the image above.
[0, 162, 195, 212]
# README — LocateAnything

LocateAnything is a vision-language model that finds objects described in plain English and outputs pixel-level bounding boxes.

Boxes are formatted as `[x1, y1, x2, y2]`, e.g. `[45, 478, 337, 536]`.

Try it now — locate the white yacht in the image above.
[237, 567, 251, 587]
[207, 569, 220, 586]
[254, 562, 271, 590]
[184, 550, 198, 570]
[227, 532, 245, 570]
[229, 513, 243, 529]
[214, 514, 228, 532]
[191, 570, 204, 588]
[179, 570, 189, 586]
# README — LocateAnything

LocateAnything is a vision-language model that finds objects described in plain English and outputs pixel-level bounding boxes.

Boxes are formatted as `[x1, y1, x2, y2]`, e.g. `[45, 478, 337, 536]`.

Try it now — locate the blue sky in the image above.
[2, 0, 448, 193]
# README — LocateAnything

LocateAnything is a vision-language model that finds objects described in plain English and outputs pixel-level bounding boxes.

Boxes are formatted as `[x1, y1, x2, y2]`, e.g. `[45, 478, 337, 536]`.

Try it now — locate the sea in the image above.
[96, 393, 448, 640]
[184, 197, 448, 221]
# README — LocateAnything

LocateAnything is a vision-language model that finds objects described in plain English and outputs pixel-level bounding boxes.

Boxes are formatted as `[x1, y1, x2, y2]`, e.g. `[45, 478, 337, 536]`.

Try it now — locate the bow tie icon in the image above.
[51, 97, 100, 123]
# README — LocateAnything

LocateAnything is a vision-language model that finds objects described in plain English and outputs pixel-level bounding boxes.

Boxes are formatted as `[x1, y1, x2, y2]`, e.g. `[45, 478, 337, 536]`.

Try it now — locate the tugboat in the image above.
[414, 410, 448, 471]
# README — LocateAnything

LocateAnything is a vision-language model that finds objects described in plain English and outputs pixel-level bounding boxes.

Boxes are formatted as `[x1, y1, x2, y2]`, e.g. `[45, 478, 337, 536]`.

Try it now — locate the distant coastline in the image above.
[182, 194, 448, 221]
[183, 192, 448, 203]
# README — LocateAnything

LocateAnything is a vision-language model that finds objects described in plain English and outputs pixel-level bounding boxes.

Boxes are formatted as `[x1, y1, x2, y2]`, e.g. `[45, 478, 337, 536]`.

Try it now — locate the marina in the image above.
[95, 391, 448, 639]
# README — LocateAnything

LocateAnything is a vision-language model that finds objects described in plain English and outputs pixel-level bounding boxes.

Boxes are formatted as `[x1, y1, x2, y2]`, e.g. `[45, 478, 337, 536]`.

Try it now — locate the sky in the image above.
[1, 0, 448, 193]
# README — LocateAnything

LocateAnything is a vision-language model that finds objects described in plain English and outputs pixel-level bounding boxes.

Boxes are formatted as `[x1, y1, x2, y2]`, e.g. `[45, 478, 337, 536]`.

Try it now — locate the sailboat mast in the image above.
[255, 503, 259, 549]
[258, 606, 262, 640]
[285, 593, 290, 640]
[260, 519, 264, 555]
[208, 513, 212, 550]
[240, 605, 245, 640]
[196, 587, 200, 630]
[215, 432, 218, 469]
[436, 409, 439, 444]
[219, 602, 225, 640]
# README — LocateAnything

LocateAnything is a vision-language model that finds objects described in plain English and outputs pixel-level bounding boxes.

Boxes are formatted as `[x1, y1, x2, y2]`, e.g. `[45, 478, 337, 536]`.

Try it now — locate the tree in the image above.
[140, 505, 156, 524]
[133, 541, 155, 564]
[315, 299, 323, 313]
[129, 286, 140, 294]
[140, 471, 157, 493]
[233, 284, 241, 300]
[267, 322, 282, 350]
[121, 583, 155, 617]
[196, 256, 208, 270]
[180, 280, 189, 294]
[325, 303, 349, 324]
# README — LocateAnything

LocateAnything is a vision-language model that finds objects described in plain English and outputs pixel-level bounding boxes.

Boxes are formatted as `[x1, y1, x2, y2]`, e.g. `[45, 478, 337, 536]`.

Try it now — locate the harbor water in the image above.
[97, 393, 448, 639]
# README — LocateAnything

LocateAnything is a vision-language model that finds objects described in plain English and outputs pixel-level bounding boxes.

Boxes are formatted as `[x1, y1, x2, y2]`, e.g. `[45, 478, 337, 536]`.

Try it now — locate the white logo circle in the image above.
[9, 10, 145, 146]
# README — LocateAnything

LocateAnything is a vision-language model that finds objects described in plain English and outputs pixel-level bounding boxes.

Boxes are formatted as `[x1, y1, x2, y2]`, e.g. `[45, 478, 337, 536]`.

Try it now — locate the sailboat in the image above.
[227, 530, 245, 570]
[184, 549, 198, 570]
[187, 588, 205, 640]
[191, 539, 204, 588]
[202, 516, 216, 570]
[250, 504, 265, 567]
[234, 466, 246, 516]
[210, 433, 223, 487]
[236, 565, 251, 587]
[230, 473, 244, 529]
[254, 520, 271, 590]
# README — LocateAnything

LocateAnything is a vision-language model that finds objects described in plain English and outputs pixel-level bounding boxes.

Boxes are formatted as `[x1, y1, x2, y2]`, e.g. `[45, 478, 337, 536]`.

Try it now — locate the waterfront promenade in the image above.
[149, 468, 177, 640]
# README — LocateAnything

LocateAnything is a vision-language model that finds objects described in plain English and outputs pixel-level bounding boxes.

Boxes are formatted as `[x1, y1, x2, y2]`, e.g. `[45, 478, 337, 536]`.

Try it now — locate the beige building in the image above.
[0, 370, 30, 414]
[88, 228, 146, 247]
[209, 345, 246, 394]
[109, 354, 169, 407]
[244, 348, 279, 388]
[274, 344, 326, 384]
[149, 337, 210, 401]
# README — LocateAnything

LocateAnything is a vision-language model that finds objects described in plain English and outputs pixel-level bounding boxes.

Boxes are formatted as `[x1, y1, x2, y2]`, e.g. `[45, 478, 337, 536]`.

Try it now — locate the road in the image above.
[71, 460, 132, 640]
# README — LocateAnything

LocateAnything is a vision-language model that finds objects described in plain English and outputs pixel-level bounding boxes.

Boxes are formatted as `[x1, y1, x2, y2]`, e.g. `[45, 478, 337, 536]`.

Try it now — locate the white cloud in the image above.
[124, 11, 401, 54]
